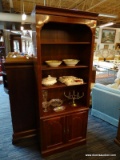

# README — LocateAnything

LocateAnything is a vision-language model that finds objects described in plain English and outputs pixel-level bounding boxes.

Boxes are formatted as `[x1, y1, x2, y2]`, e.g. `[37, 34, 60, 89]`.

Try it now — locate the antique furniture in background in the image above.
[10, 34, 22, 52]
[4, 59, 37, 143]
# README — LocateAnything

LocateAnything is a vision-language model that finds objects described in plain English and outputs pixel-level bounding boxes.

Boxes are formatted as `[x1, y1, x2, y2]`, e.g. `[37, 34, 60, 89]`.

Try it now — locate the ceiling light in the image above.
[0, 36, 4, 42]
[21, 0, 27, 21]
[21, 26, 24, 30]
[99, 22, 114, 28]
[22, 13, 27, 20]
[99, 13, 117, 18]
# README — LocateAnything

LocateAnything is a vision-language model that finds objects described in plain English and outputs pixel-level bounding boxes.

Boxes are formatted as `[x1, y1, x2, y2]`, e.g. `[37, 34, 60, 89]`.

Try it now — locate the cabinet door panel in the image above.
[41, 116, 65, 150]
[67, 111, 88, 143]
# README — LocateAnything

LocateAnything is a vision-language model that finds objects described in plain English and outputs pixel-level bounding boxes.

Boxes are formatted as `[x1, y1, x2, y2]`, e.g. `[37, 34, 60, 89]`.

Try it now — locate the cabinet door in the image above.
[66, 111, 88, 143]
[41, 116, 65, 150]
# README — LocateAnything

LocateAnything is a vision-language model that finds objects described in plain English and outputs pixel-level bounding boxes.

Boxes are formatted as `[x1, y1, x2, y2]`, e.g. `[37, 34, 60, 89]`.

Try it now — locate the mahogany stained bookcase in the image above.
[32, 5, 98, 157]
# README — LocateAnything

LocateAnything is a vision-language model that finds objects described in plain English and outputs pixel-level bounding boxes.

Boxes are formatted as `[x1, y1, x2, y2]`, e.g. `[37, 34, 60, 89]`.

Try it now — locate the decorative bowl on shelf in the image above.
[53, 106, 65, 112]
[49, 99, 63, 108]
[45, 60, 62, 67]
[49, 99, 65, 112]
[63, 59, 80, 66]
[42, 75, 57, 86]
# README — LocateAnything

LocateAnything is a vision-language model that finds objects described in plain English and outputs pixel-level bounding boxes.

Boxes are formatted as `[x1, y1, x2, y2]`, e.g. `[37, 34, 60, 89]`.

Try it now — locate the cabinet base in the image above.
[41, 139, 86, 157]
[12, 129, 37, 144]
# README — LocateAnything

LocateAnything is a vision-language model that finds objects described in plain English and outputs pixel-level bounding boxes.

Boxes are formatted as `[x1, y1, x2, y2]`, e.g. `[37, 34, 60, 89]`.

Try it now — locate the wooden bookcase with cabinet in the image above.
[33, 5, 98, 157]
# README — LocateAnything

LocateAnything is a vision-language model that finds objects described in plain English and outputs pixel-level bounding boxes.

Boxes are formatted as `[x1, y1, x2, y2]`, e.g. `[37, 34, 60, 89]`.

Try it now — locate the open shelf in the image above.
[42, 82, 87, 90]
[41, 105, 89, 119]
[42, 65, 88, 70]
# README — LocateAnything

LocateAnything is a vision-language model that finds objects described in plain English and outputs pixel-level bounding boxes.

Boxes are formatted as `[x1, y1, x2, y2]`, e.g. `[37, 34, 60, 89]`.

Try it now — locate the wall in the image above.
[95, 27, 120, 51]
[94, 27, 120, 60]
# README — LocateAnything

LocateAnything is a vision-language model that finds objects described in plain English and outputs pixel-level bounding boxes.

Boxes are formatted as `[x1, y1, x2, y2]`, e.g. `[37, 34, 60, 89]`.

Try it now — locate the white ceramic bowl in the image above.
[42, 75, 57, 86]
[63, 59, 79, 66]
[45, 60, 62, 67]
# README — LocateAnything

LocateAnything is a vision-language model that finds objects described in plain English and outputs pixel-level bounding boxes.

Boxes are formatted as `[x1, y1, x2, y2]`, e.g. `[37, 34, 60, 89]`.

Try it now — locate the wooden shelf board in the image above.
[42, 65, 88, 70]
[41, 42, 91, 44]
[42, 82, 87, 89]
[40, 105, 89, 119]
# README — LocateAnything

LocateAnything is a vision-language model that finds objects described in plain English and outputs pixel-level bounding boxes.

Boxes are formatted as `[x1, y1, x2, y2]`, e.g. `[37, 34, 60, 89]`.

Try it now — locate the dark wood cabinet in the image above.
[4, 59, 37, 143]
[33, 5, 98, 157]
[41, 110, 88, 156]
[67, 111, 88, 143]
[10, 34, 22, 52]
[42, 115, 65, 150]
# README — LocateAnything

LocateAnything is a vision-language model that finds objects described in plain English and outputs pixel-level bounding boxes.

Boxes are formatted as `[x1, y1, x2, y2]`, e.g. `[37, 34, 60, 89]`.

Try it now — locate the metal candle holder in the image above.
[64, 90, 84, 107]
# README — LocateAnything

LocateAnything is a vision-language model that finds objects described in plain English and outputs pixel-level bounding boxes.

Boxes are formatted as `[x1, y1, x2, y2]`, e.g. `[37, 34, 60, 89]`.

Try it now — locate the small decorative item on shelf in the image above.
[53, 106, 65, 112]
[49, 98, 65, 112]
[42, 101, 49, 112]
[63, 59, 79, 66]
[59, 76, 83, 86]
[6, 52, 35, 60]
[45, 60, 62, 67]
[49, 99, 63, 107]
[42, 90, 48, 101]
[64, 91, 84, 107]
[42, 90, 49, 112]
[42, 75, 57, 86]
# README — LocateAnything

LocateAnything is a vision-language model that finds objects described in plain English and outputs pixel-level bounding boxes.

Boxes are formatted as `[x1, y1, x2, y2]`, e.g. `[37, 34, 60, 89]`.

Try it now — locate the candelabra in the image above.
[64, 91, 84, 107]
